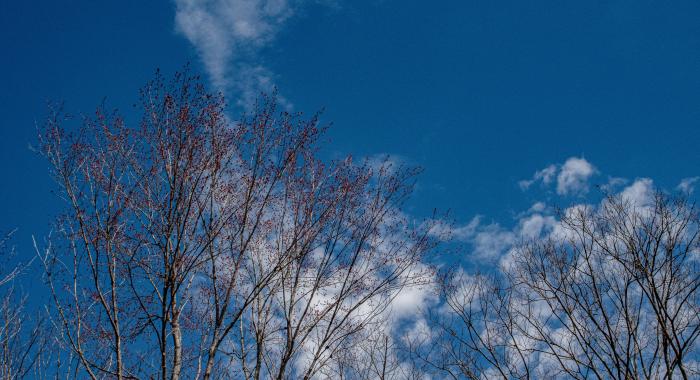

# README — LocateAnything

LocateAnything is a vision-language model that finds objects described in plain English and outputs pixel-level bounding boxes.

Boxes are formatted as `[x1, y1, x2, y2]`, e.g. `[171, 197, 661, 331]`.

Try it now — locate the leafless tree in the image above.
[220, 159, 437, 380]
[0, 231, 50, 379]
[422, 192, 700, 380]
[324, 328, 409, 380]
[37, 69, 438, 379]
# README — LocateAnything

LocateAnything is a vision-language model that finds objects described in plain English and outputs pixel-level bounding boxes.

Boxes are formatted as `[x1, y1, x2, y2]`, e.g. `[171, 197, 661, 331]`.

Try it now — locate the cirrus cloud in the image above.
[174, 0, 334, 107]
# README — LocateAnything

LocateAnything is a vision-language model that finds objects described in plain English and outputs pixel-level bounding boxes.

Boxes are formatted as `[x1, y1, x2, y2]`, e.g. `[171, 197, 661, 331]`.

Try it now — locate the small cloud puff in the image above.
[519, 157, 597, 196]
[557, 157, 596, 196]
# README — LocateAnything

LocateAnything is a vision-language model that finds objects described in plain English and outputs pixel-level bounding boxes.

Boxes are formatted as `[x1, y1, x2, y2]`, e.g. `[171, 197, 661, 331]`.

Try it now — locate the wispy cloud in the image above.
[600, 176, 628, 193]
[429, 206, 554, 265]
[677, 176, 700, 194]
[174, 0, 330, 106]
[518, 164, 556, 191]
[364, 153, 409, 175]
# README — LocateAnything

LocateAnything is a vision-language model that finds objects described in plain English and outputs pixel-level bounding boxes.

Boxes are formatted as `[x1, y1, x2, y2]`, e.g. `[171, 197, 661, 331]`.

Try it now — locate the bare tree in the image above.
[224, 159, 437, 380]
[424, 192, 700, 380]
[37, 69, 438, 379]
[324, 328, 407, 380]
[0, 231, 49, 379]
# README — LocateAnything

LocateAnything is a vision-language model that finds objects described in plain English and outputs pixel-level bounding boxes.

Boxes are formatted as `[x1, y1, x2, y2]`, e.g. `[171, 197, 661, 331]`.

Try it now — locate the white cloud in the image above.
[441, 216, 513, 260]
[453, 216, 482, 237]
[519, 157, 596, 196]
[528, 202, 547, 213]
[677, 177, 699, 194]
[391, 286, 431, 317]
[387, 263, 437, 322]
[471, 224, 515, 260]
[174, 0, 327, 106]
[619, 178, 654, 207]
[556, 157, 596, 196]
[519, 164, 557, 190]
[449, 211, 555, 262]
[518, 213, 556, 239]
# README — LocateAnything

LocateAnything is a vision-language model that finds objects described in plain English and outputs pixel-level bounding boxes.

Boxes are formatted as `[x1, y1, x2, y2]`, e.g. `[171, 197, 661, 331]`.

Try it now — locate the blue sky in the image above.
[2, 0, 700, 263]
